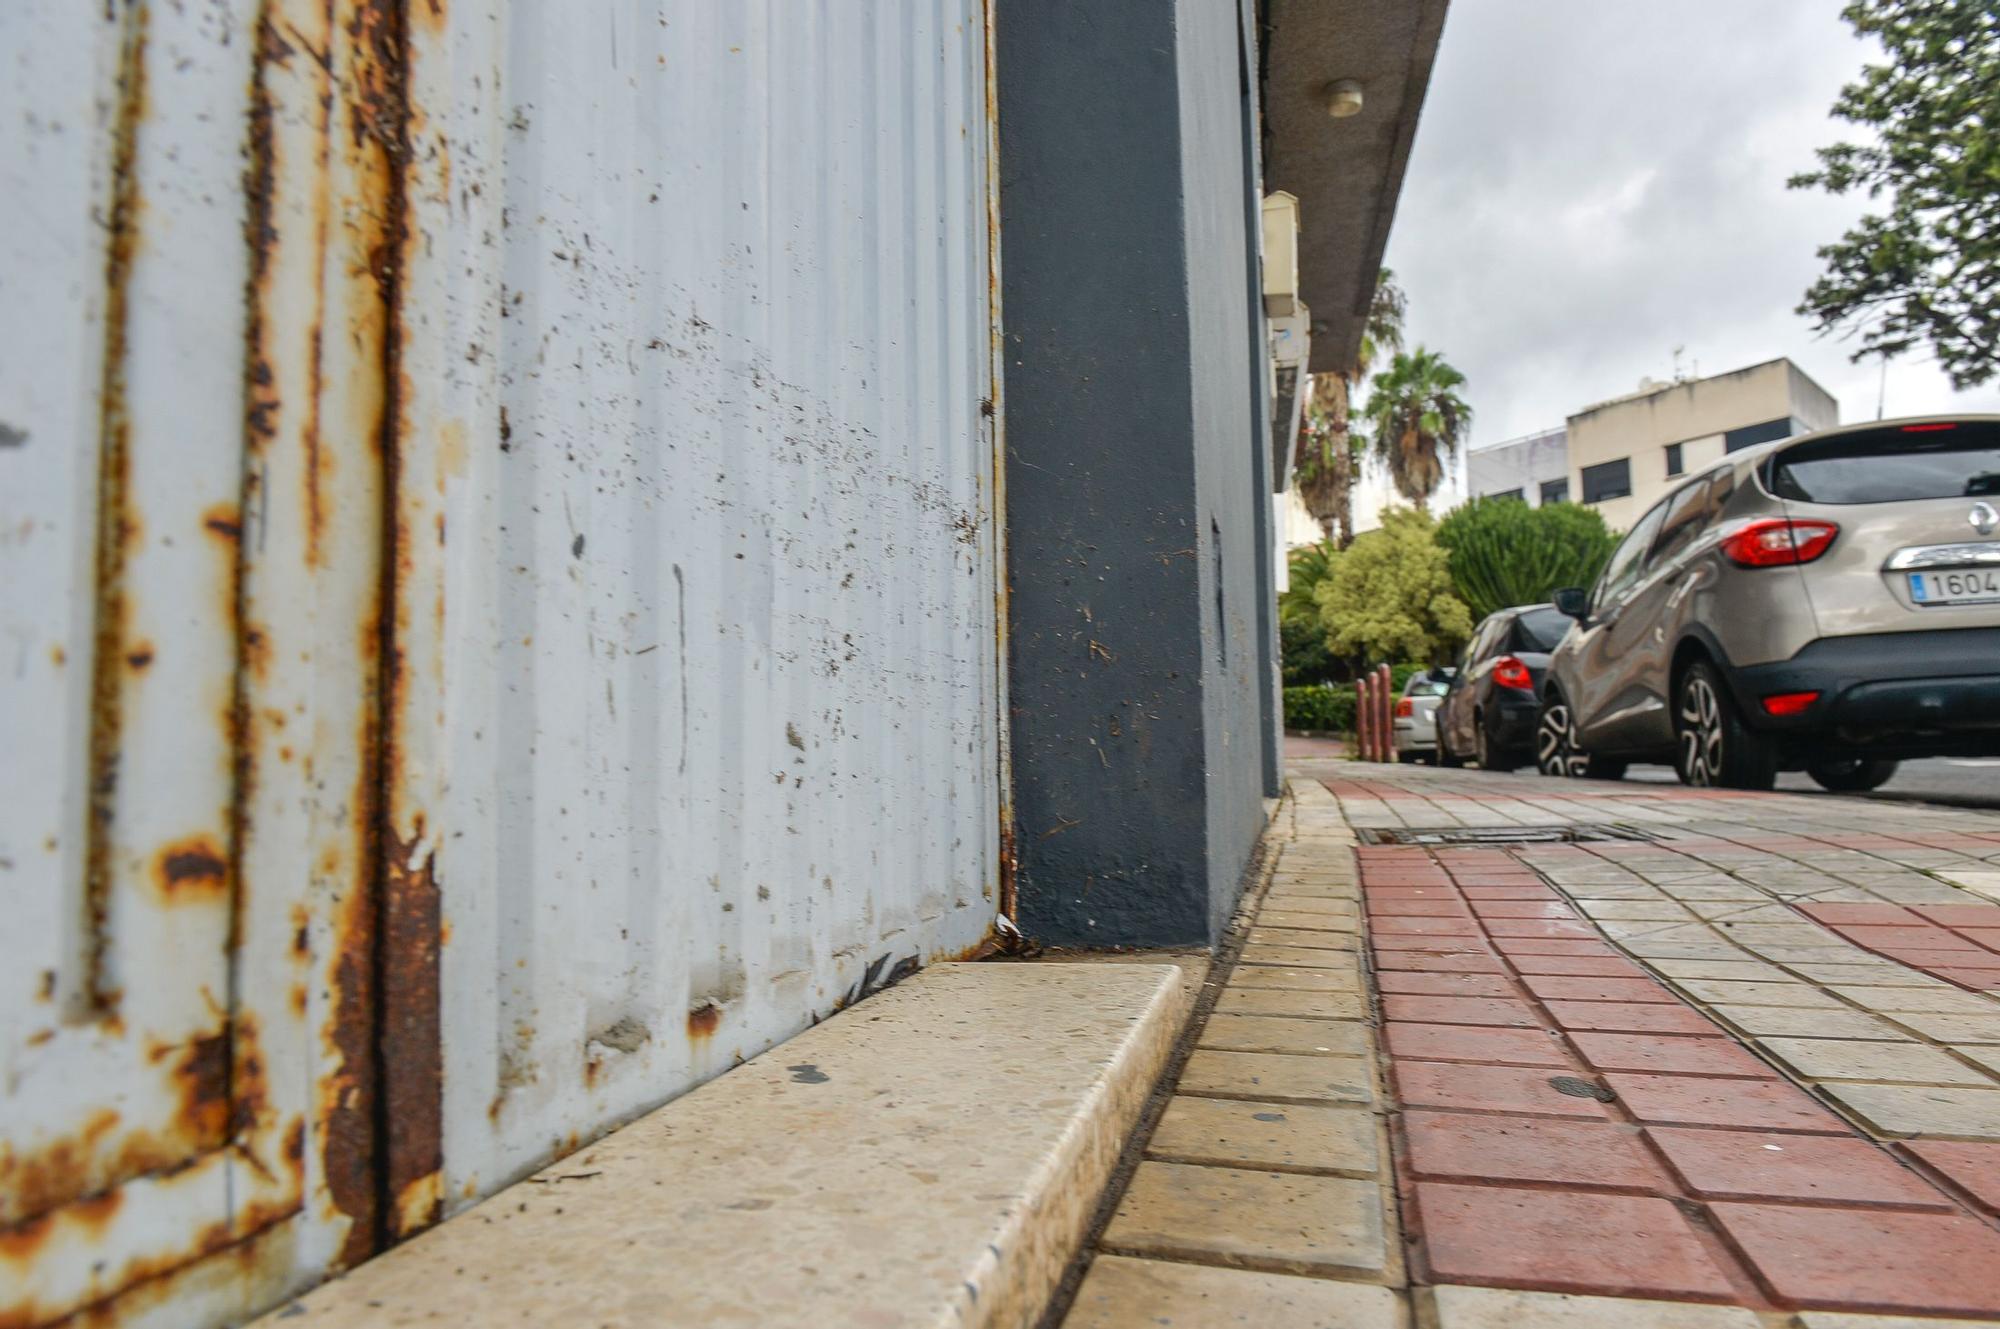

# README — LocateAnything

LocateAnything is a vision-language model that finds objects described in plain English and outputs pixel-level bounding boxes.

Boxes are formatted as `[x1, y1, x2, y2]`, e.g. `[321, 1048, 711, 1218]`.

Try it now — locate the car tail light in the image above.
[1491, 656, 1534, 690]
[1721, 518, 1839, 567]
[1395, 698, 1414, 718]
[1761, 690, 1821, 716]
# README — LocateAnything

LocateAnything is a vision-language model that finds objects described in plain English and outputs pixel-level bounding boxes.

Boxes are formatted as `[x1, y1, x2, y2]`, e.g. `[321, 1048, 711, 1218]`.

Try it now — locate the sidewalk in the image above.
[1063, 755, 2000, 1327]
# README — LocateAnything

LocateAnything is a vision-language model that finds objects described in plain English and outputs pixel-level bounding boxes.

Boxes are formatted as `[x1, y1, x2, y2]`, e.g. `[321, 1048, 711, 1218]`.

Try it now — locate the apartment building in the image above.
[1565, 358, 1839, 529]
[1467, 426, 1571, 506]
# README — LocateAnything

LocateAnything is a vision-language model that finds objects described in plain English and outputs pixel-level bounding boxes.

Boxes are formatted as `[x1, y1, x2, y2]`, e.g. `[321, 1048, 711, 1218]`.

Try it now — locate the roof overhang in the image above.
[1261, 0, 1450, 374]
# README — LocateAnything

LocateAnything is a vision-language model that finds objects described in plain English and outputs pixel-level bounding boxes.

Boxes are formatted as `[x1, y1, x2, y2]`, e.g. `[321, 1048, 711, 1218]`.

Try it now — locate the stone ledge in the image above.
[258, 962, 1191, 1329]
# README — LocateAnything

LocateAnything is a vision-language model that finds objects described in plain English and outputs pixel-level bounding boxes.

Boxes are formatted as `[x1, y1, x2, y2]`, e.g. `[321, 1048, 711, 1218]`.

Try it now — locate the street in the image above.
[1630, 757, 2000, 812]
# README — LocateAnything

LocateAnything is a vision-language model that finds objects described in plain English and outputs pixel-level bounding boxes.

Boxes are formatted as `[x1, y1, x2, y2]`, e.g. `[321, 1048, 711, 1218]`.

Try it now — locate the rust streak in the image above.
[153, 836, 228, 900]
[80, 0, 151, 1015]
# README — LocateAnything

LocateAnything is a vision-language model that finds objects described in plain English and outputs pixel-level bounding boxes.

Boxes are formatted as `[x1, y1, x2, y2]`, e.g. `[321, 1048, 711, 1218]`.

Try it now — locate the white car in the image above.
[1393, 670, 1452, 764]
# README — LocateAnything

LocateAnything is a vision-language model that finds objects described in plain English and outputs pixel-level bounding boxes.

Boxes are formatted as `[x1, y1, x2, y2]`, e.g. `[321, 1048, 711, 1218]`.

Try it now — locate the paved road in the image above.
[1625, 756, 2000, 812]
[1283, 737, 2000, 812]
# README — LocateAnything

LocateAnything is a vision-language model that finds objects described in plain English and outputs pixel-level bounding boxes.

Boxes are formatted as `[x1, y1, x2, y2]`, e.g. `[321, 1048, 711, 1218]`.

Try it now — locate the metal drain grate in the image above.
[1356, 824, 1659, 846]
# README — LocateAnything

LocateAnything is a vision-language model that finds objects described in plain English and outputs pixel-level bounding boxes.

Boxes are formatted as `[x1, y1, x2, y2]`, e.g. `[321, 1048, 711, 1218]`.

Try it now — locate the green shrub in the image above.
[1435, 497, 1619, 621]
[1281, 618, 1342, 687]
[1284, 685, 1357, 733]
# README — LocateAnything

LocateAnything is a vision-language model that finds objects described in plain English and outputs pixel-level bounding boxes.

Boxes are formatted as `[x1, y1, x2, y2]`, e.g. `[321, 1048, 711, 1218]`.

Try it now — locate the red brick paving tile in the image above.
[1415, 1183, 1738, 1300]
[1906, 1140, 2000, 1213]
[1393, 1061, 1616, 1118]
[1467, 901, 1582, 919]
[1647, 1127, 1949, 1207]
[1484, 918, 1602, 939]
[1381, 995, 1544, 1028]
[1963, 928, 2000, 952]
[1712, 1202, 2000, 1316]
[1371, 934, 1491, 953]
[1521, 975, 1677, 1004]
[1405, 1111, 1669, 1190]
[1572, 1033, 1777, 1078]
[1372, 916, 1483, 936]
[1461, 885, 1561, 900]
[1376, 971, 1517, 997]
[1932, 967, 2000, 990]
[1846, 925, 1982, 950]
[1508, 955, 1652, 978]
[1543, 1000, 1720, 1036]
[1366, 898, 1474, 917]
[1365, 887, 1459, 900]
[1878, 947, 1996, 967]
[1489, 938, 1624, 957]
[1912, 904, 2000, 928]
[1374, 952, 1508, 974]
[1605, 1072, 1848, 1133]
[1385, 1022, 1572, 1067]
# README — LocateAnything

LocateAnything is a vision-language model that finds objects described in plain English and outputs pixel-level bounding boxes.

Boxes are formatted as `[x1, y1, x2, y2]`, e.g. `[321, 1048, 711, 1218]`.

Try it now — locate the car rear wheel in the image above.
[1537, 695, 1587, 778]
[1807, 757, 1899, 793]
[1675, 660, 1776, 791]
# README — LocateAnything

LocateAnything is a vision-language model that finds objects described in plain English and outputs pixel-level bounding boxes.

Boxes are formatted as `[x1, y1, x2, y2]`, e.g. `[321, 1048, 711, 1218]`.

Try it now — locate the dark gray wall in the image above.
[999, 0, 1270, 947]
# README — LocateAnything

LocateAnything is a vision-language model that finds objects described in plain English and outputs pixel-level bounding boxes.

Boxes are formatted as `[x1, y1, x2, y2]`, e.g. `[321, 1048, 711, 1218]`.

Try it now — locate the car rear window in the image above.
[1405, 676, 1448, 698]
[1767, 423, 2000, 505]
[1511, 607, 1572, 653]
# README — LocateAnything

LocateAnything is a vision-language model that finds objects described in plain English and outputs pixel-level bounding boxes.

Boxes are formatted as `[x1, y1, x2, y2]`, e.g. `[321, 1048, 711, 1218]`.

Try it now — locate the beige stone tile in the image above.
[1831, 985, 2000, 1015]
[1677, 979, 1842, 1007]
[1760, 1037, 1991, 1085]
[1821, 1082, 2000, 1138]
[1179, 1049, 1375, 1106]
[1257, 909, 1359, 932]
[1712, 1004, 1907, 1040]
[1101, 1161, 1386, 1276]
[1246, 927, 1360, 952]
[1651, 959, 1789, 982]
[1228, 964, 1361, 993]
[1066, 1256, 1403, 1329]
[1949, 1045, 2000, 1079]
[1198, 1013, 1369, 1057]
[1430, 1285, 1761, 1328]
[1789, 963, 1948, 986]
[1577, 900, 1698, 921]
[1240, 943, 1363, 970]
[249, 961, 1189, 1329]
[1215, 985, 1366, 1020]
[1888, 1011, 2000, 1044]
[1147, 1096, 1378, 1175]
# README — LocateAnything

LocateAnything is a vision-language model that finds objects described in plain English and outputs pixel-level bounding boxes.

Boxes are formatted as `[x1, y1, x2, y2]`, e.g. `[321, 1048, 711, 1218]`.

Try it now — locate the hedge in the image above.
[1284, 685, 1357, 733]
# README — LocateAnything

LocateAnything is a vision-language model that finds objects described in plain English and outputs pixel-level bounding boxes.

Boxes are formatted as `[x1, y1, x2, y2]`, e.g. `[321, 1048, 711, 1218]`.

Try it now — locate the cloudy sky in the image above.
[1382, 0, 2000, 456]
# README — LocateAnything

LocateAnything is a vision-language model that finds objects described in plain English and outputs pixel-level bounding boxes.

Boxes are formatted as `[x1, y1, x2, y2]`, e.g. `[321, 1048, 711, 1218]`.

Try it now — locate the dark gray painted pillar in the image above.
[998, 0, 1268, 947]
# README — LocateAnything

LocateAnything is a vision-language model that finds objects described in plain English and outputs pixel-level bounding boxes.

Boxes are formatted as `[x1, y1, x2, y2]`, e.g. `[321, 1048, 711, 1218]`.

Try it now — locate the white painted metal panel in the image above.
[393, 2, 1002, 1203]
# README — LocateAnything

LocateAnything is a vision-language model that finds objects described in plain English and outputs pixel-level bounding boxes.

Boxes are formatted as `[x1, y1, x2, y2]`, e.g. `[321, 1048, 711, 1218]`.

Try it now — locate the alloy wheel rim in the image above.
[1537, 703, 1588, 777]
[1679, 675, 1724, 786]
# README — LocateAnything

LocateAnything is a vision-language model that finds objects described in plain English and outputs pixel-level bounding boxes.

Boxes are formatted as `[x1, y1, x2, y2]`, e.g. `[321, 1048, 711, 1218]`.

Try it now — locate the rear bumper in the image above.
[1393, 718, 1437, 751]
[1488, 691, 1539, 750]
[1727, 627, 2000, 754]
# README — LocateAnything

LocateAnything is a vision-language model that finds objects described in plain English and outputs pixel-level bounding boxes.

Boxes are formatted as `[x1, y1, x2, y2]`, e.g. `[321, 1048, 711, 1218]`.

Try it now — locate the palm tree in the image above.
[1293, 270, 1405, 545]
[1361, 346, 1471, 509]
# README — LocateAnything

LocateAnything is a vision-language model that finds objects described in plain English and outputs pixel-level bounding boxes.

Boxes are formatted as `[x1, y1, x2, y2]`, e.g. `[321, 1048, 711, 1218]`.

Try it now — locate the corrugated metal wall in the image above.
[0, 1, 1002, 1322]
[392, 0, 1004, 1209]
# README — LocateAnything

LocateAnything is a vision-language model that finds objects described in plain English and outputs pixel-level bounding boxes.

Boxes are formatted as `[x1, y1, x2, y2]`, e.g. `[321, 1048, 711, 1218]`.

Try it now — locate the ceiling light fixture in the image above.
[1324, 79, 1364, 118]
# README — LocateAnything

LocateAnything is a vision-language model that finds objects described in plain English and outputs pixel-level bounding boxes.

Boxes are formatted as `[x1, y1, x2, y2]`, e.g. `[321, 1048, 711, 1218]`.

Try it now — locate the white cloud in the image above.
[1381, 0, 2000, 448]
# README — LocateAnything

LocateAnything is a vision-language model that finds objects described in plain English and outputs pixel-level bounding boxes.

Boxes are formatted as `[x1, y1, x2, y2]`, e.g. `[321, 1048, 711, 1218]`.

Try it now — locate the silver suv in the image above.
[1538, 417, 2000, 790]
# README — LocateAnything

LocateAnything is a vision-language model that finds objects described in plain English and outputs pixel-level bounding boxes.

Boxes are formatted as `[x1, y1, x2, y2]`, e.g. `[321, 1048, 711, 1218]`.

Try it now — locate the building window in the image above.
[1539, 478, 1568, 505]
[1725, 418, 1794, 453]
[1581, 458, 1631, 504]
[1492, 487, 1524, 502]
[1664, 442, 1684, 477]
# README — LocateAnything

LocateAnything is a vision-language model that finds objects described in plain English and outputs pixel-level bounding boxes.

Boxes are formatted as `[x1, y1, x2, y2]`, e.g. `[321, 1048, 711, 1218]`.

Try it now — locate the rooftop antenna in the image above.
[1671, 345, 1687, 383]
[1876, 352, 1888, 421]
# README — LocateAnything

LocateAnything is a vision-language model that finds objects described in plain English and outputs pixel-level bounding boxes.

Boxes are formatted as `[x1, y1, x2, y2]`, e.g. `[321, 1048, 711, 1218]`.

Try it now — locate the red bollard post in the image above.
[1376, 663, 1394, 763]
[1359, 673, 1376, 763]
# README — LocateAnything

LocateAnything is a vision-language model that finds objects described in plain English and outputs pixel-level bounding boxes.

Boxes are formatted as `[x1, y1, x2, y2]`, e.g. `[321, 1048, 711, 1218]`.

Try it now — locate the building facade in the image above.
[1565, 358, 1840, 530]
[1467, 427, 1571, 506]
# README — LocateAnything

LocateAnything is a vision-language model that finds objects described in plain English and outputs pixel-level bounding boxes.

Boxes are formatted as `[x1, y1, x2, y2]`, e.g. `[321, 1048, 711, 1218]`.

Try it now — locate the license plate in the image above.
[1908, 568, 2000, 605]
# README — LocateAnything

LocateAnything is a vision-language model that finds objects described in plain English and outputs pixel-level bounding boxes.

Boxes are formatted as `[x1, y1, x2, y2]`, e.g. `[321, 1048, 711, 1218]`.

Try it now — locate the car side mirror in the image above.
[1553, 587, 1590, 620]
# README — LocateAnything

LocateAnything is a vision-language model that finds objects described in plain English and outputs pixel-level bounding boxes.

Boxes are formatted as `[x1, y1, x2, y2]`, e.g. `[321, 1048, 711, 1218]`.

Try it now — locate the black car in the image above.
[1437, 604, 1575, 771]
